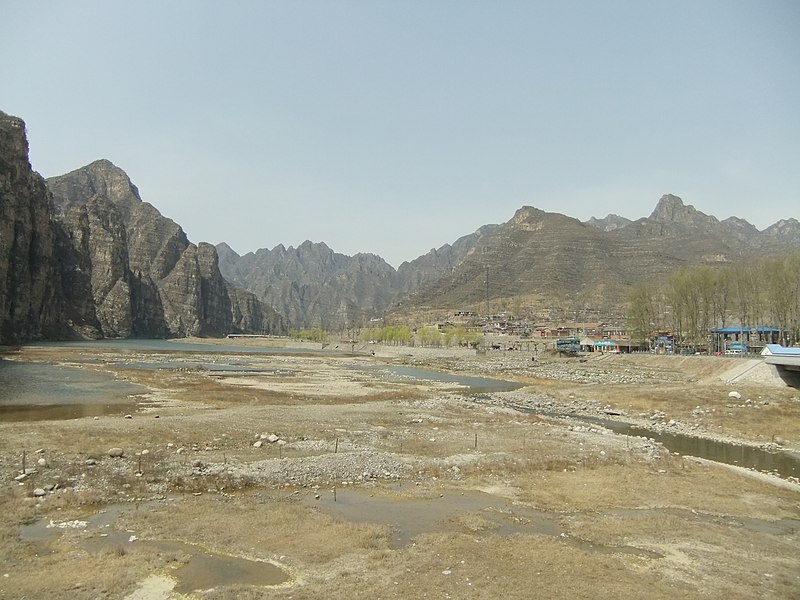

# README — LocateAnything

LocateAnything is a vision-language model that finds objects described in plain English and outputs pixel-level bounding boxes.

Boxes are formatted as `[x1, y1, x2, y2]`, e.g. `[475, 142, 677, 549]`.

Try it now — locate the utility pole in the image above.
[485, 265, 490, 319]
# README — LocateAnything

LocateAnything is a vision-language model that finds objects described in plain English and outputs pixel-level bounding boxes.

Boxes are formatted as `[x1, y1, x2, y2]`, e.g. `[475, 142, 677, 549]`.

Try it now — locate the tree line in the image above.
[627, 252, 800, 349]
[361, 325, 483, 348]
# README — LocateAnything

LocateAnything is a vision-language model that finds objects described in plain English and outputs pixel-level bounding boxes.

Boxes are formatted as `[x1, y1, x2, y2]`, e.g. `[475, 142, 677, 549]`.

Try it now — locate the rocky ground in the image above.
[1, 340, 799, 599]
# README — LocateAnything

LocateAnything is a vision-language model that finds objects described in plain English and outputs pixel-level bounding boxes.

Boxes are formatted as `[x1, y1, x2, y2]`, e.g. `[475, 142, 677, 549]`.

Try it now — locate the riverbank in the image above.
[1, 340, 798, 599]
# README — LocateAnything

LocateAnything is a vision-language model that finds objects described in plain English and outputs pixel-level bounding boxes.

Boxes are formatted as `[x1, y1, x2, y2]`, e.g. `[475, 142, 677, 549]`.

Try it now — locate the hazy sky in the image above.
[3, 1, 799, 267]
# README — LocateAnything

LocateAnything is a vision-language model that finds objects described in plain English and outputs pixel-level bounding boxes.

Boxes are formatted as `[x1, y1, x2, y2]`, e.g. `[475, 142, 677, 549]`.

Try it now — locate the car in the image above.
[724, 349, 743, 355]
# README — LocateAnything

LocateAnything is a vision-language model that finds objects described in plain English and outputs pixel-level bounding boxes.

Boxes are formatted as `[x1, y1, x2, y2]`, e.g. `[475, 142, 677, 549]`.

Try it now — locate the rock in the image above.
[124, 414, 133, 419]
[253, 440, 263, 448]
[85, 459, 97, 466]
[267, 434, 280, 443]
[33, 488, 46, 497]
[276, 439, 287, 447]
[728, 391, 742, 399]
[107, 447, 125, 458]
[36, 458, 48, 468]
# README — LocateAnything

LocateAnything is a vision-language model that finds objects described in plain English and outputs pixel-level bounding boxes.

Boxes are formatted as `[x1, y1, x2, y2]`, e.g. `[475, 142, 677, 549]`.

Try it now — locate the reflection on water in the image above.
[306, 488, 661, 558]
[355, 364, 522, 394]
[581, 415, 800, 479]
[20, 502, 290, 591]
[0, 359, 144, 421]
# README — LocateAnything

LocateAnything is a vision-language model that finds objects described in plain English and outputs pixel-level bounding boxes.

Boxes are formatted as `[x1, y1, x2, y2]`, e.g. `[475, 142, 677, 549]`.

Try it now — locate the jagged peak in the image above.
[585, 214, 632, 232]
[764, 218, 800, 235]
[47, 159, 142, 208]
[512, 206, 546, 221]
[215, 242, 240, 260]
[648, 194, 718, 227]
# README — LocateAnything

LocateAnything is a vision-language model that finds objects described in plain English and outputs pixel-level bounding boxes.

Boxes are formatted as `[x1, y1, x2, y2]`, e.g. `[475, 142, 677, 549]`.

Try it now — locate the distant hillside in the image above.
[217, 225, 495, 329]
[397, 195, 800, 321]
[219, 194, 799, 328]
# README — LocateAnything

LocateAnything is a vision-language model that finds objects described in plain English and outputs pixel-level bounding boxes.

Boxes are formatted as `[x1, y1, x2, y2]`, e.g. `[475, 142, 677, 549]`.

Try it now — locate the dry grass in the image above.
[2, 343, 799, 599]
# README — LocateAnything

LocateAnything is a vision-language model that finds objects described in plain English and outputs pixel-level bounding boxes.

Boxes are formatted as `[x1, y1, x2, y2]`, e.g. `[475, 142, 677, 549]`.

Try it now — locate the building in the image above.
[710, 327, 782, 355]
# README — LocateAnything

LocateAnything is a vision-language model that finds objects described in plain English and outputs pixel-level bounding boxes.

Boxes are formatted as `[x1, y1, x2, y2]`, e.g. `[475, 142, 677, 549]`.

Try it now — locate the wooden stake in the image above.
[22, 450, 26, 474]
[335, 438, 339, 453]
[474, 433, 478, 450]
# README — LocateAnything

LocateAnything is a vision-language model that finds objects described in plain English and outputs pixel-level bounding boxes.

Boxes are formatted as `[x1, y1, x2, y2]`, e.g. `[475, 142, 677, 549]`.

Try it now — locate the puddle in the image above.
[158, 541, 288, 593]
[19, 502, 290, 592]
[303, 487, 660, 558]
[0, 359, 145, 421]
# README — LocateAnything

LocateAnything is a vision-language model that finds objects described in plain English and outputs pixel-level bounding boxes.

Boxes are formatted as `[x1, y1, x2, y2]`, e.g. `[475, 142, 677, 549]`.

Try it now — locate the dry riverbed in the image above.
[1, 340, 799, 599]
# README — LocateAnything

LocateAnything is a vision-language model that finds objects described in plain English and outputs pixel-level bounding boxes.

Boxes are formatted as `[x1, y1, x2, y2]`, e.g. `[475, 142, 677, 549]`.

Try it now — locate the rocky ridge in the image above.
[0, 111, 284, 343]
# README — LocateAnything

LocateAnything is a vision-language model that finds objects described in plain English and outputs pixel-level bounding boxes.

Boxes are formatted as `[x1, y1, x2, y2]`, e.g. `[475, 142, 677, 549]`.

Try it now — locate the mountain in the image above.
[217, 241, 399, 329]
[4, 109, 799, 339]
[396, 225, 499, 291]
[397, 195, 800, 320]
[217, 224, 495, 329]
[584, 214, 632, 232]
[46, 159, 286, 338]
[220, 194, 798, 327]
[0, 110, 285, 343]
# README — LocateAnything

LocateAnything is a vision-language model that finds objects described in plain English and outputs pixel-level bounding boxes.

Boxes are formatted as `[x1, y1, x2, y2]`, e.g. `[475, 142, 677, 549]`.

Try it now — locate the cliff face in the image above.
[218, 241, 399, 329]
[47, 159, 287, 338]
[0, 111, 64, 342]
[0, 111, 285, 342]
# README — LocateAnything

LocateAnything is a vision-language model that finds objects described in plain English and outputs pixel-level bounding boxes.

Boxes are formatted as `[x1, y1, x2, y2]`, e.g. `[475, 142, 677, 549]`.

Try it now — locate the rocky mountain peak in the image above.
[648, 194, 719, 228]
[763, 218, 800, 244]
[48, 159, 141, 215]
[0, 111, 30, 172]
[509, 206, 551, 232]
[585, 214, 632, 232]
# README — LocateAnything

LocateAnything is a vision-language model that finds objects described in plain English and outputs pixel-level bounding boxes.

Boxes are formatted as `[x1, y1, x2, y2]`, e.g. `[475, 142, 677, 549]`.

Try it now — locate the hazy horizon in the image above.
[4, 1, 798, 267]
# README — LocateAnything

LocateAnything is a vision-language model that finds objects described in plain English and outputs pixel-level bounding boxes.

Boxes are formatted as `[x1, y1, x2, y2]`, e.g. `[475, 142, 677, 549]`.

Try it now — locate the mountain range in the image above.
[2, 109, 798, 342]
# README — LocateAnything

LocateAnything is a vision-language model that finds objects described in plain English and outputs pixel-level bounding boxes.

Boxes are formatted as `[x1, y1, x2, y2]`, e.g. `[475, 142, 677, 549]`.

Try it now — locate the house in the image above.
[710, 327, 782, 355]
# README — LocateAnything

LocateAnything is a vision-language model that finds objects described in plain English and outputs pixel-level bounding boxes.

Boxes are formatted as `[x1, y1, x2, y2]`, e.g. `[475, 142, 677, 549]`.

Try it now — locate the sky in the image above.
[2, 1, 799, 267]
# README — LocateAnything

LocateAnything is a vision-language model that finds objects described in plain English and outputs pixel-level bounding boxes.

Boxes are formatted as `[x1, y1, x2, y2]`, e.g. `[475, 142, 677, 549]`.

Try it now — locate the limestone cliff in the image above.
[0, 111, 64, 342]
[47, 159, 287, 338]
[218, 241, 398, 329]
[0, 110, 285, 342]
